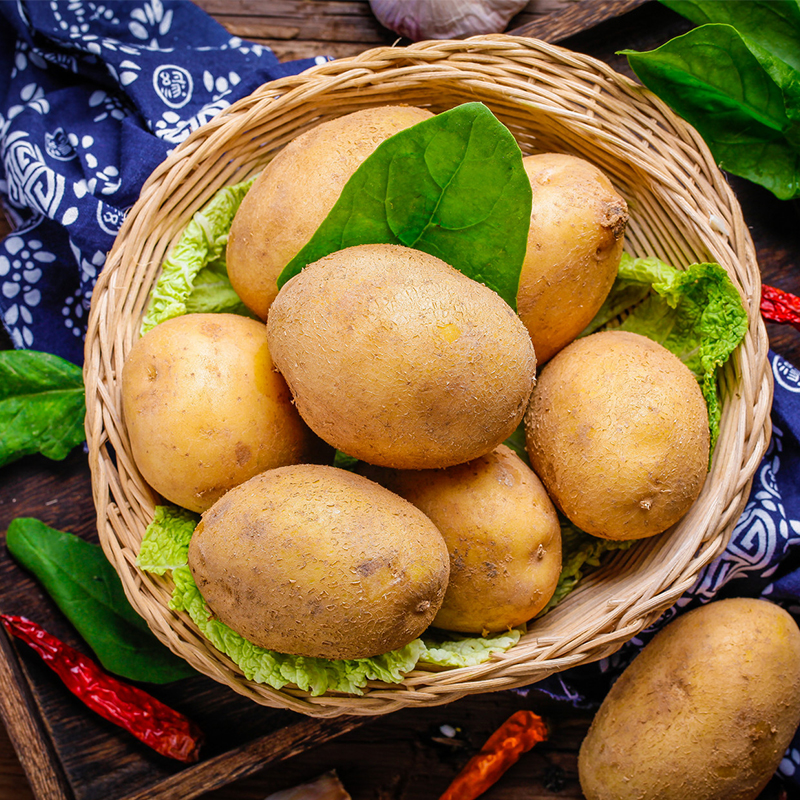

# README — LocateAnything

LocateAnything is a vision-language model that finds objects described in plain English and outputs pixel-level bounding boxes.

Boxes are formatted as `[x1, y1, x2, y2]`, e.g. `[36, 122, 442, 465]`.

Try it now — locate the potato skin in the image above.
[121, 313, 330, 513]
[187, 464, 450, 660]
[226, 105, 434, 319]
[360, 444, 561, 634]
[267, 243, 537, 470]
[578, 598, 800, 800]
[517, 153, 628, 364]
[525, 330, 709, 540]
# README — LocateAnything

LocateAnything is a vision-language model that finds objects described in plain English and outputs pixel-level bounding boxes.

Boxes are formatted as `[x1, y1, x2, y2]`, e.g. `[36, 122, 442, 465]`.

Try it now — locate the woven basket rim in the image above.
[84, 34, 773, 718]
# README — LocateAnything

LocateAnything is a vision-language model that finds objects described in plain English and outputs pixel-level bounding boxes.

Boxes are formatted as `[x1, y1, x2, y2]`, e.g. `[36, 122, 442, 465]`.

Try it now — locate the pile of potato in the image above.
[120, 102, 800, 800]
[122, 105, 711, 658]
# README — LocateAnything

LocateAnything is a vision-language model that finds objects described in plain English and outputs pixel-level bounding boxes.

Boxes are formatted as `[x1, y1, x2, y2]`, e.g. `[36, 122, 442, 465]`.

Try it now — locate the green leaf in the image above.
[621, 24, 800, 199]
[6, 517, 195, 684]
[0, 350, 86, 467]
[136, 505, 199, 575]
[419, 627, 522, 667]
[660, 1, 800, 74]
[660, 1, 800, 124]
[142, 175, 258, 332]
[278, 102, 531, 310]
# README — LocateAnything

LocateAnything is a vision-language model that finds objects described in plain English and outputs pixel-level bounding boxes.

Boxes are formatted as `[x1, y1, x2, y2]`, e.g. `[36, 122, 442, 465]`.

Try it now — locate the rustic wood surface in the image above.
[2, 1, 800, 799]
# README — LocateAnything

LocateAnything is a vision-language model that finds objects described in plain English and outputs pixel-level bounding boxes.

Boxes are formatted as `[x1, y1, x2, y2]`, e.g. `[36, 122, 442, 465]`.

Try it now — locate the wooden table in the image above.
[2, 2, 800, 799]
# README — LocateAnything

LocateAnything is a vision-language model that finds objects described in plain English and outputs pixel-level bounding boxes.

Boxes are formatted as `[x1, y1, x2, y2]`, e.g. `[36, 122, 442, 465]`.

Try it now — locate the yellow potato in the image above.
[579, 598, 800, 800]
[187, 464, 450, 660]
[121, 313, 330, 513]
[266, 243, 537, 470]
[525, 329, 709, 540]
[517, 153, 628, 364]
[360, 444, 561, 634]
[226, 105, 434, 319]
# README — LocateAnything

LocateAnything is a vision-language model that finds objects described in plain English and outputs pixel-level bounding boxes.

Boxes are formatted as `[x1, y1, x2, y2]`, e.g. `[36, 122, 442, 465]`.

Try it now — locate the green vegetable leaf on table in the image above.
[0, 350, 86, 467]
[278, 102, 531, 311]
[620, 0, 800, 200]
[6, 517, 195, 684]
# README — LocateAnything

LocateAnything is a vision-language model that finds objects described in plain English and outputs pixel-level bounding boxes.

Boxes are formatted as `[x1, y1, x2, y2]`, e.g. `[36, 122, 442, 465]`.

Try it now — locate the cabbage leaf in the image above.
[141, 176, 257, 332]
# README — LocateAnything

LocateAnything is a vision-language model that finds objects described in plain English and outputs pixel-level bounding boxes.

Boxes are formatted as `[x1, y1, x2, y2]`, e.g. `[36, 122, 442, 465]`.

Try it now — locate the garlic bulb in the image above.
[369, 0, 529, 42]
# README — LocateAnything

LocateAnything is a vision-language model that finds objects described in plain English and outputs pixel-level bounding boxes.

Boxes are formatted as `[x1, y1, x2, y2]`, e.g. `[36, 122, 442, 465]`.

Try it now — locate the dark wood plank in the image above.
[201, 693, 596, 800]
[0, 630, 73, 800]
[0, 716, 35, 800]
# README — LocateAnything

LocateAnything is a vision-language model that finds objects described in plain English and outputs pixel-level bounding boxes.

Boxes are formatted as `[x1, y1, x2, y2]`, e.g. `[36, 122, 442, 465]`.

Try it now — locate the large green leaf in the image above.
[0, 350, 85, 467]
[278, 102, 531, 310]
[622, 24, 800, 199]
[662, 0, 800, 73]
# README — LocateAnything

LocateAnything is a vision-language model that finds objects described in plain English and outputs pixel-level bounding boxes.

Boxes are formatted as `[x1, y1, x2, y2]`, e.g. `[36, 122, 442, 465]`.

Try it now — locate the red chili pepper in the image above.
[0, 614, 203, 763]
[439, 710, 549, 800]
[761, 285, 800, 330]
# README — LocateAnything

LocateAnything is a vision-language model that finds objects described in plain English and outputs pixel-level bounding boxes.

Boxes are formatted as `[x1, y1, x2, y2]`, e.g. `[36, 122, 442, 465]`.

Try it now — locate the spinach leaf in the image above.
[278, 102, 531, 311]
[661, 1, 800, 75]
[0, 350, 86, 467]
[6, 517, 195, 684]
[622, 23, 800, 200]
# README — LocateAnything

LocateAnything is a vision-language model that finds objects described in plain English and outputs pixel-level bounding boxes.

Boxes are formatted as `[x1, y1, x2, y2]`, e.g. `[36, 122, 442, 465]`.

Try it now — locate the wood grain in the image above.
[0, 632, 70, 800]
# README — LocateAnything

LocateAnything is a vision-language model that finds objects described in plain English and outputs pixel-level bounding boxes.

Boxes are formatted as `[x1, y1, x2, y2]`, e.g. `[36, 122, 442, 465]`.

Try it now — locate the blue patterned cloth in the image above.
[3, 0, 800, 792]
[0, 0, 325, 365]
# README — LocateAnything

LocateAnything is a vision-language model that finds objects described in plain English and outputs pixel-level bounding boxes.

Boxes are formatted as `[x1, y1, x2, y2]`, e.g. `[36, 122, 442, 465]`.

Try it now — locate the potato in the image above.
[121, 313, 330, 513]
[578, 598, 800, 800]
[517, 153, 628, 364]
[187, 464, 450, 660]
[360, 444, 561, 634]
[226, 105, 434, 319]
[525, 330, 709, 540]
[267, 243, 537, 470]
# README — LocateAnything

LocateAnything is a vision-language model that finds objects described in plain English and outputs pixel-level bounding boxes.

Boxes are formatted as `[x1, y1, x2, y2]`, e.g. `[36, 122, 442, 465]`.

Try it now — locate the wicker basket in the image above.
[84, 35, 772, 718]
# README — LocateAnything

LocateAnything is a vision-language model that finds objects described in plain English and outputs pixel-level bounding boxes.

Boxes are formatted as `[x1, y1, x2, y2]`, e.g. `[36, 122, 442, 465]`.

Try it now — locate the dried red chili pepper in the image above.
[761, 285, 800, 331]
[439, 710, 549, 800]
[0, 613, 203, 763]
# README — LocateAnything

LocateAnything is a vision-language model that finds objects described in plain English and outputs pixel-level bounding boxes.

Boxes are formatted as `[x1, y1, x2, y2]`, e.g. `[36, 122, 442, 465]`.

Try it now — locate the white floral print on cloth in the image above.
[530, 351, 800, 789]
[0, 0, 327, 364]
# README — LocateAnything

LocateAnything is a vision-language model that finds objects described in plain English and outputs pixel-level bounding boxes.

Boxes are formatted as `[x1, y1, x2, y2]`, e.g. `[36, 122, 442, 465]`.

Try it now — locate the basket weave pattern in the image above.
[84, 35, 772, 717]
